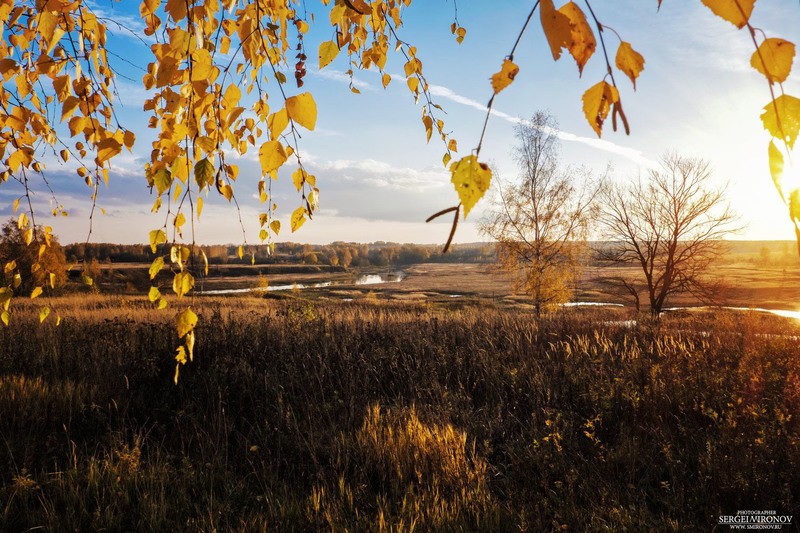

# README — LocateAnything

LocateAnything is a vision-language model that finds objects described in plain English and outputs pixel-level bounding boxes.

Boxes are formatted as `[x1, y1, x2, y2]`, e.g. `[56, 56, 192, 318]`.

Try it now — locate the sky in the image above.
[7, 0, 800, 245]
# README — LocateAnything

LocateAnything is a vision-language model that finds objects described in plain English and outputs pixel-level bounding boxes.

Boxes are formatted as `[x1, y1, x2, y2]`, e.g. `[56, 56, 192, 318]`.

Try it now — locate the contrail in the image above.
[428, 84, 656, 168]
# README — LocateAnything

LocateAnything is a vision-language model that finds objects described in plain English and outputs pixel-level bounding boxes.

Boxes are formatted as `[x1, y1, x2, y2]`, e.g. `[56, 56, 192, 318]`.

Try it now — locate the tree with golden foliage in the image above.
[481, 112, 602, 316]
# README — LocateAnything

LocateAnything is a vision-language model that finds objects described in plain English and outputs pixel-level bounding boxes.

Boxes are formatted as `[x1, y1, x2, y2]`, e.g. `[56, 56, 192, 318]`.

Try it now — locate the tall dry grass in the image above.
[0, 296, 798, 530]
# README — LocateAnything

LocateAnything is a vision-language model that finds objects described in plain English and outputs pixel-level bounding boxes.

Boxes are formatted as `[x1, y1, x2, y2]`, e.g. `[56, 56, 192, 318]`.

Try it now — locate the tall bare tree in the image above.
[481, 112, 603, 316]
[600, 153, 740, 315]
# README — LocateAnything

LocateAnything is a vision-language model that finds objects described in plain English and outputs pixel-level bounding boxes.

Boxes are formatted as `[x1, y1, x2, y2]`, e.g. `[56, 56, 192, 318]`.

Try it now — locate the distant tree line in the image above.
[64, 242, 495, 268]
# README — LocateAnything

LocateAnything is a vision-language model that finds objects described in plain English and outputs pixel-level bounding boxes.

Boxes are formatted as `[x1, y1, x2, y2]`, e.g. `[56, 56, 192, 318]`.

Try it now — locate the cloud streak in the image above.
[310, 69, 378, 92]
[427, 85, 656, 168]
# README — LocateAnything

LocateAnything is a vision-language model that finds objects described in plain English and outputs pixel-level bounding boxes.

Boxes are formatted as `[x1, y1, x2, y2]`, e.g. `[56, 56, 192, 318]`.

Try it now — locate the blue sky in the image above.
[12, 0, 800, 244]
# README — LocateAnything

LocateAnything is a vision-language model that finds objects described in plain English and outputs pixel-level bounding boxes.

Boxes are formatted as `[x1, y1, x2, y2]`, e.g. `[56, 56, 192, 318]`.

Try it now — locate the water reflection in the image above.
[199, 272, 405, 295]
[665, 306, 800, 321]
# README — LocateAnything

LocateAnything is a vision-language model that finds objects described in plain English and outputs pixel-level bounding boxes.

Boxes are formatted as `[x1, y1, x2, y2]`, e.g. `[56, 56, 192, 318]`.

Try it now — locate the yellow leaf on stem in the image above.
[582, 81, 620, 137]
[286, 92, 317, 131]
[490, 59, 519, 94]
[559, 1, 596, 75]
[751, 38, 795, 84]
[540, 0, 573, 61]
[615, 42, 645, 90]
[449, 155, 492, 219]
[700, 0, 755, 29]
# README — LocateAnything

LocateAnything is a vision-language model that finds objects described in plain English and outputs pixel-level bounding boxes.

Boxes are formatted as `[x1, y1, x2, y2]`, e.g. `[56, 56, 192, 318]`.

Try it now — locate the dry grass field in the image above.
[3, 242, 799, 530]
[1, 292, 799, 530]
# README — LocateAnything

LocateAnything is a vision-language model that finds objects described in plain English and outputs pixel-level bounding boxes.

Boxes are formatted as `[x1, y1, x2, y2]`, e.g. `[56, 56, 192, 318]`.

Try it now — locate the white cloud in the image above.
[312, 158, 447, 192]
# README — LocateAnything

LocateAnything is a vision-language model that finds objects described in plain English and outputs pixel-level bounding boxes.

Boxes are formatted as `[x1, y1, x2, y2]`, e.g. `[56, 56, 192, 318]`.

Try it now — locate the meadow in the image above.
[1, 293, 799, 531]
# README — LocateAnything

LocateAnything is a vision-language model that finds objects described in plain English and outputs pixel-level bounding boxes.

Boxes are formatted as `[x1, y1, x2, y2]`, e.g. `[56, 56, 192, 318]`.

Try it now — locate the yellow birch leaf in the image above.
[172, 156, 189, 183]
[559, 1, 596, 75]
[158, 298, 168, 310]
[172, 271, 194, 298]
[8, 148, 32, 171]
[422, 115, 433, 142]
[123, 130, 135, 151]
[61, 96, 80, 122]
[220, 184, 233, 201]
[292, 168, 307, 191]
[175, 307, 198, 338]
[259, 141, 288, 175]
[39, 307, 50, 323]
[97, 137, 122, 164]
[761, 94, 800, 149]
[615, 42, 645, 90]
[197, 196, 204, 218]
[450, 155, 492, 219]
[751, 38, 795, 84]
[149, 229, 167, 253]
[31, 286, 42, 299]
[237, 245, 243, 260]
[153, 168, 173, 195]
[268, 108, 289, 140]
[319, 40, 340, 69]
[190, 48, 213, 81]
[286, 92, 317, 131]
[491, 59, 519, 94]
[768, 140, 785, 202]
[194, 157, 215, 191]
[291, 206, 307, 232]
[201, 249, 209, 276]
[0, 58, 18, 81]
[582, 81, 620, 137]
[701, 0, 755, 29]
[540, 0, 573, 61]
[150, 256, 165, 279]
[407, 77, 419, 93]
[149, 286, 161, 302]
[270, 220, 281, 235]
[56, 314, 61, 326]
[223, 83, 241, 106]
[186, 330, 195, 361]
[382, 72, 391, 88]
[344, 0, 370, 14]
[0, 310, 8, 326]
[49, 272, 56, 289]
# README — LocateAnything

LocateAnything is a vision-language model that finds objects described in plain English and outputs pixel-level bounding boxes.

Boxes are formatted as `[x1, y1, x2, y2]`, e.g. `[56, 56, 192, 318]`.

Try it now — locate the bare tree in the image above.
[481, 112, 603, 316]
[599, 153, 740, 315]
